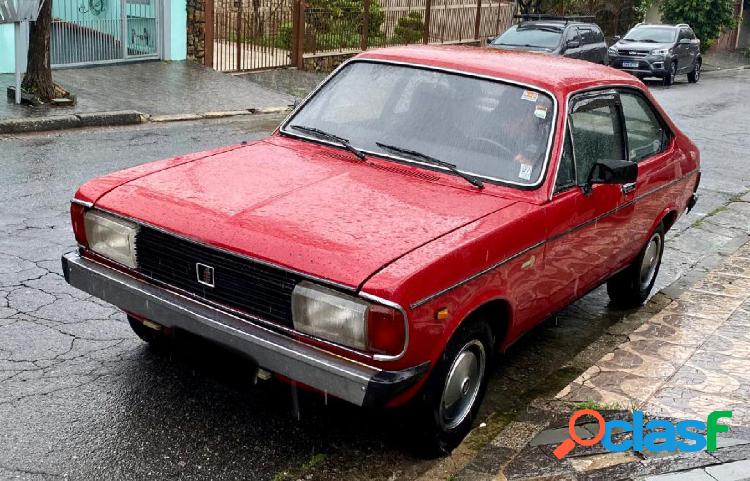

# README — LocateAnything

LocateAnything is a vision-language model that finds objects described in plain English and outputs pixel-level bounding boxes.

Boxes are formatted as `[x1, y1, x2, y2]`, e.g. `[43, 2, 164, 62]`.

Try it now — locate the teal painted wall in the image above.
[0, 25, 15, 73]
[0, 0, 186, 73]
[167, 0, 186, 60]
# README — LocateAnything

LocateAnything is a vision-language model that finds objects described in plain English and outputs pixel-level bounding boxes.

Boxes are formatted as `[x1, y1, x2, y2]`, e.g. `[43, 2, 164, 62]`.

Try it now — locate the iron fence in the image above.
[210, 0, 516, 72]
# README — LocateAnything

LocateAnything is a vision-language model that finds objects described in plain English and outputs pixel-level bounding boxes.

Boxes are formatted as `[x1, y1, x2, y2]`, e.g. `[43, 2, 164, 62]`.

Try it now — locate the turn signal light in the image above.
[367, 304, 406, 356]
[70, 202, 88, 247]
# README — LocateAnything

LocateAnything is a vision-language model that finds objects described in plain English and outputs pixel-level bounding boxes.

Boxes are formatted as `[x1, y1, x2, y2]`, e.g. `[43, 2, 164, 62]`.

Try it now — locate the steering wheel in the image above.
[473, 136, 515, 158]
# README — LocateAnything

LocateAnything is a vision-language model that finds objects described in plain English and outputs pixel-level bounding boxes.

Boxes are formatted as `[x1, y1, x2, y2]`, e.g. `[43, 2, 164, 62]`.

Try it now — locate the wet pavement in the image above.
[0, 69, 749, 480]
[0, 61, 292, 119]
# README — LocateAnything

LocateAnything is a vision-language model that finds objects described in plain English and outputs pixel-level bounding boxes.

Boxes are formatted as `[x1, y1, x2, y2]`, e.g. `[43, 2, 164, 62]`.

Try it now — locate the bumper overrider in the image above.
[61, 252, 428, 407]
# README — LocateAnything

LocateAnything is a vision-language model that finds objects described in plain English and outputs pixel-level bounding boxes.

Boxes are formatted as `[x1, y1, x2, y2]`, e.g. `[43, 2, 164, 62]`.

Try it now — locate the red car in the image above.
[63, 46, 699, 454]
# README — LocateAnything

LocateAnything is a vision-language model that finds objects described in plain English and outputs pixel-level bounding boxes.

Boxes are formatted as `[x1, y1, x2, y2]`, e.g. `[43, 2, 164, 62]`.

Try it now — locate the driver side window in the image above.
[569, 96, 625, 185]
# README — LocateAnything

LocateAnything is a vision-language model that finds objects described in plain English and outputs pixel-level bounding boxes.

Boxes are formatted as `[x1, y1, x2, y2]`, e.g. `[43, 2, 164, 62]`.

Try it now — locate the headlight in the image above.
[83, 210, 139, 268]
[292, 281, 405, 356]
[651, 48, 670, 56]
[608, 47, 618, 55]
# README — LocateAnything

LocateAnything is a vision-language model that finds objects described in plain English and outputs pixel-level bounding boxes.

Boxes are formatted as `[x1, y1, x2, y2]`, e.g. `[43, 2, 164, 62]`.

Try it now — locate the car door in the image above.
[676, 29, 691, 72]
[563, 27, 582, 59]
[617, 89, 678, 260]
[578, 27, 595, 62]
[542, 90, 631, 311]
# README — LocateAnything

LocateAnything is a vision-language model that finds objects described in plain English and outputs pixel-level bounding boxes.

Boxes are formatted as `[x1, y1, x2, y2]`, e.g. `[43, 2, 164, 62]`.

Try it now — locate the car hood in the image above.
[94, 136, 514, 288]
[614, 41, 672, 51]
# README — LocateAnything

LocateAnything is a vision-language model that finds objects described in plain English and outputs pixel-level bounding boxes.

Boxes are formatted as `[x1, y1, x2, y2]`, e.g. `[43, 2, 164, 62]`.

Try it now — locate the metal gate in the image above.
[212, 0, 294, 72]
[51, 0, 160, 67]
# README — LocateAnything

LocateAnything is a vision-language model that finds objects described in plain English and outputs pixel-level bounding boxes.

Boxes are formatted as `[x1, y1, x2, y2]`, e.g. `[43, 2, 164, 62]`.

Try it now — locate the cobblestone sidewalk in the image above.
[456, 240, 750, 481]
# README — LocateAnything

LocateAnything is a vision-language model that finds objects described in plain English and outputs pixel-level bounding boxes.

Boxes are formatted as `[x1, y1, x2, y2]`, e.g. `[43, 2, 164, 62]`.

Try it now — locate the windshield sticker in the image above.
[534, 105, 548, 119]
[519, 163, 533, 180]
[521, 90, 539, 102]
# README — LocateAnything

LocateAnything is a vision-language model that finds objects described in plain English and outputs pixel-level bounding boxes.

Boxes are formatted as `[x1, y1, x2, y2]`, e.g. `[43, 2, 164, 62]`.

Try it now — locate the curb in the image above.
[0, 106, 292, 135]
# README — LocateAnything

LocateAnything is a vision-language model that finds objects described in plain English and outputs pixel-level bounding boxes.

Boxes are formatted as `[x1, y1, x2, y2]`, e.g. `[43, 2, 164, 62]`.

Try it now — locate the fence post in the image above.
[474, 0, 482, 41]
[292, 0, 306, 70]
[423, 0, 432, 44]
[235, 0, 243, 70]
[361, 0, 370, 51]
[204, 0, 214, 67]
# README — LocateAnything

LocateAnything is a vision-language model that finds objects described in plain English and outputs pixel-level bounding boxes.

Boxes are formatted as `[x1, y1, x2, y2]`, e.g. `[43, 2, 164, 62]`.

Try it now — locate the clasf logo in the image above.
[553, 409, 733, 459]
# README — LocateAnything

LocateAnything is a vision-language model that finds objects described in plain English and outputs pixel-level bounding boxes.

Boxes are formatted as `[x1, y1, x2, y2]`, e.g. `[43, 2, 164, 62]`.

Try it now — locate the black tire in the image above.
[607, 224, 665, 308]
[688, 59, 701, 83]
[663, 62, 677, 86]
[128, 315, 170, 349]
[412, 319, 494, 457]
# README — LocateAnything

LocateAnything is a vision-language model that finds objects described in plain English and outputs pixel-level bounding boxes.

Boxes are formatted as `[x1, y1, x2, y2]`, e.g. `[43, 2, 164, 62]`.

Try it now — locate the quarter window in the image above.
[569, 97, 625, 185]
[620, 93, 668, 163]
[555, 130, 576, 192]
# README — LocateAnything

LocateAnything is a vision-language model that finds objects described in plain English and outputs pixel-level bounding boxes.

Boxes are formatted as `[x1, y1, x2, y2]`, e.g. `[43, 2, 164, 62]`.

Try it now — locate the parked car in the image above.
[62, 46, 700, 455]
[609, 23, 702, 85]
[488, 15, 608, 64]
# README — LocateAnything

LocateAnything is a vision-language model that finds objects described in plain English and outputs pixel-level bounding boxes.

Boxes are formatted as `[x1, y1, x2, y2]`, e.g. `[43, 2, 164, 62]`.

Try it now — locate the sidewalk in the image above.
[1, 61, 294, 133]
[702, 50, 750, 72]
[456, 237, 750, 481]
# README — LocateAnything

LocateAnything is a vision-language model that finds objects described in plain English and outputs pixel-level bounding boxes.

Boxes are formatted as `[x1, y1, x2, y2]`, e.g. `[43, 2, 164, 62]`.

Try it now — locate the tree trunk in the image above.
[22, 0, 63, 101]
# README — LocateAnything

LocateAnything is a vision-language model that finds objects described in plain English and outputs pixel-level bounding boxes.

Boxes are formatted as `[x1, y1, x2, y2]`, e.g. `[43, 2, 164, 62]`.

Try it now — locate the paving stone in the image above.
[530, 426, 592, 446]
[568, 451, 639, 472]
[705, 459, 750, 480]
[642, 467, 715, 481]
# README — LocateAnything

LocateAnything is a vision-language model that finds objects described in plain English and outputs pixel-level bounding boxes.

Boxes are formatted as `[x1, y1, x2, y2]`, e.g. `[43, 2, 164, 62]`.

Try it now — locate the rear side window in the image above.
[579, 28, 593, 44]
[620, 93, 669, 162]
[569, 97, 625, 184]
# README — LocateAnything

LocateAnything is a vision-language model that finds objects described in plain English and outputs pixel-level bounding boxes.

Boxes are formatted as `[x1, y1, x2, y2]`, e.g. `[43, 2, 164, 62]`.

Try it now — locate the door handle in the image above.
[621, 182, 636, 194]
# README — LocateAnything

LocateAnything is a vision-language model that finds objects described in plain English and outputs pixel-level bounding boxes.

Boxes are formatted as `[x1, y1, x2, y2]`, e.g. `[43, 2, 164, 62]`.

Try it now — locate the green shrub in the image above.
[393, 11, 424, 44]
[659, 0, 737, 52]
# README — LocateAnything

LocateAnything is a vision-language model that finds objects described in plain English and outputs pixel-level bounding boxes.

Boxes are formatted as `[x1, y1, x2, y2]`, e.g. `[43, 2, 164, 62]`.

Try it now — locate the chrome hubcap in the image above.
[440, 340, 485, 430]
[639, 233, 662, 290]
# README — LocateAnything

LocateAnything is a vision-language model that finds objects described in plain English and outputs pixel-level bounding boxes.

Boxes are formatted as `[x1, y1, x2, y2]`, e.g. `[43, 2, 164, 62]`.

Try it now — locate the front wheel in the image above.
[607, 225, 665, 308]
[663, 62, 677, 86]
[413, 320, 493, 457]
[688, 60, 701, 83]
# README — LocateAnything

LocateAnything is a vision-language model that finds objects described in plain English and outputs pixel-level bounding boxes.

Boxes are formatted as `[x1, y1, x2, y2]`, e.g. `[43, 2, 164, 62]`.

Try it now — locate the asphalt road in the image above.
[1, 69, 749, 481]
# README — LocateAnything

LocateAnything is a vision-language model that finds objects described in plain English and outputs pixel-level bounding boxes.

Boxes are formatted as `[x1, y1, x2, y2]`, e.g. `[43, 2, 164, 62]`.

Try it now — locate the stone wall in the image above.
[187, 0, 207, 62]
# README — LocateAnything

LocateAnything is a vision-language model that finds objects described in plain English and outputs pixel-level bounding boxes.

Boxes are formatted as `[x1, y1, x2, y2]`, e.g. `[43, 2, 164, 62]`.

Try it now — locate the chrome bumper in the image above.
[62, 252, 427, 407]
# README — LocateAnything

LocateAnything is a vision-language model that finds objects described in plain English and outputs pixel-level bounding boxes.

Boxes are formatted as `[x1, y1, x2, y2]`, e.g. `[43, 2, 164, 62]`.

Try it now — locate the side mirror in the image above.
[613, 35, 621, 42]
[589, 159, 638, 186]
[292, 97, 302, 109]
[486, 37, 494, 44]
[566, 39, 580, 49]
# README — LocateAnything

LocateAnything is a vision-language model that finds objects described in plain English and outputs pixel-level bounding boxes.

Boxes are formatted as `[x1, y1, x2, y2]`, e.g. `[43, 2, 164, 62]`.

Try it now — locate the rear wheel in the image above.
[128, 315, 171, 349]
[688, 59, 701, 83]
[663, 62, 677, 86]
[413, 319, 494, 457]
[607, 225, 665, 308]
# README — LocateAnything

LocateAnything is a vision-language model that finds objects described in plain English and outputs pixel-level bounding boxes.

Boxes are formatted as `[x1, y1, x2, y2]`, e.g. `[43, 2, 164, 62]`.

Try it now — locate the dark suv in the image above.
[609, 23, 701, 86]
[488, 15, 608, 64]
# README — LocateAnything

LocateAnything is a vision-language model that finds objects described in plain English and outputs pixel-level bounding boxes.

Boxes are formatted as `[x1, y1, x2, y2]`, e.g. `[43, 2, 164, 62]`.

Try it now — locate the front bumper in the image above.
[61, 252, 427, 407]
[609, 56, 670, 77]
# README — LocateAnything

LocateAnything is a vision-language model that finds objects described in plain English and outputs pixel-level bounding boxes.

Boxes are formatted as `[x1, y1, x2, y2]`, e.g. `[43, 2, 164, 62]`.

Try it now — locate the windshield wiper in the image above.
[375, 142, 484, 190]
[290, 124, 366, 160]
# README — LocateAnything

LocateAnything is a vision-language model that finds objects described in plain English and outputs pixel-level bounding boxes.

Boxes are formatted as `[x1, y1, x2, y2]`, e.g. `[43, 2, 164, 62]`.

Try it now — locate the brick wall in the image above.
[188, 0, 207, 62]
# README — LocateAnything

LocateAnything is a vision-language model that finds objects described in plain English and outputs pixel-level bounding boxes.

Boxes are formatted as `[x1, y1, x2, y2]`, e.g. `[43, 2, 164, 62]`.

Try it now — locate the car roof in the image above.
[355, 45, 641, 95]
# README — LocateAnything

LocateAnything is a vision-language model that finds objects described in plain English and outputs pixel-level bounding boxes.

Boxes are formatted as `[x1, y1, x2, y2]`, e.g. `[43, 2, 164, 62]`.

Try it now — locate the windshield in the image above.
[491, 25, 562, 49]
[623, 27, 676, 43]
[282, 61, 556, 187]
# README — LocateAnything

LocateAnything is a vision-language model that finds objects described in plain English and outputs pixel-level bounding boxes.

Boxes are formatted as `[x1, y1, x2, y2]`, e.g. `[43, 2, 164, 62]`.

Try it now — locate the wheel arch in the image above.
[454, 297, 512, 354]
